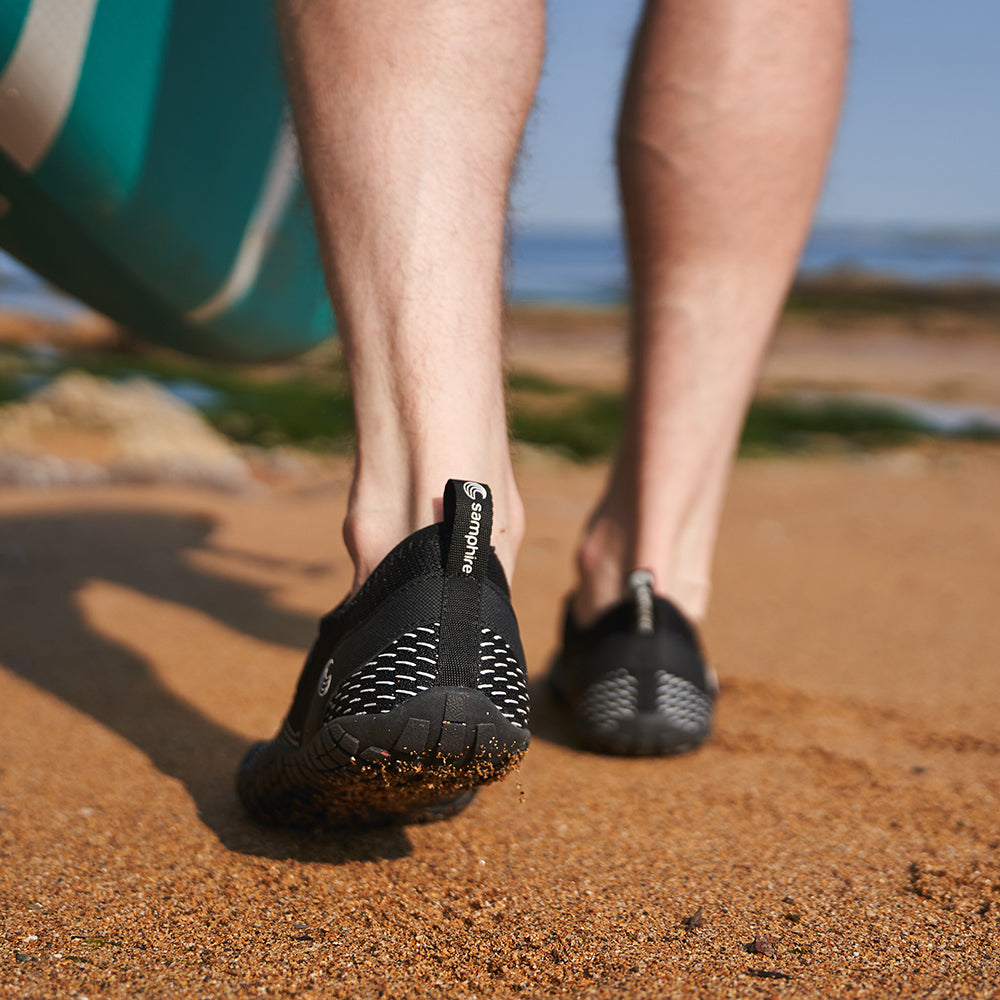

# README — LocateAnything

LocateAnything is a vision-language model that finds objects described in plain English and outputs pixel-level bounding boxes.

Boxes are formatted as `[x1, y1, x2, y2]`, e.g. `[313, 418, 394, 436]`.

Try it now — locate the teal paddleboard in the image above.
[0, 0, 334, 361]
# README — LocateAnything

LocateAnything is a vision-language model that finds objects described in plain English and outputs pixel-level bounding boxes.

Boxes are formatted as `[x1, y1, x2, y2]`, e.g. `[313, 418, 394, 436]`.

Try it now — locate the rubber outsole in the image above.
[237, 687, 529, 827]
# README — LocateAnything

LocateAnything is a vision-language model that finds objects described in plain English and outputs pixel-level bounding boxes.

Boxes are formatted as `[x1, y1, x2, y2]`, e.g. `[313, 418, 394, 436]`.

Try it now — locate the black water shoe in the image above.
[237, 480, 530, 826]
[550, 570, 714, 755]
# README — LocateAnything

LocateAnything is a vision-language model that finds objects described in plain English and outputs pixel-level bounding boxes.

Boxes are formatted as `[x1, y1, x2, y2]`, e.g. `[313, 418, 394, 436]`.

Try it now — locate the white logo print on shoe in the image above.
[318, 659, 334, 697]
[463, 481, 487, 501]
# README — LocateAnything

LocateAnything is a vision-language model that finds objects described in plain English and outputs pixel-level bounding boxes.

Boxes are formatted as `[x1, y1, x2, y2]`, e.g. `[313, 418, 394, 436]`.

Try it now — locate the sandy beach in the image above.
[2, 312, 999, 998]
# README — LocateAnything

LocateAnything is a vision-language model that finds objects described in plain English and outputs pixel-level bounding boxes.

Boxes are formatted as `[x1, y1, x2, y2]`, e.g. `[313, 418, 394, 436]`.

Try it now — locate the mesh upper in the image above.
[325, 624, 529, 728]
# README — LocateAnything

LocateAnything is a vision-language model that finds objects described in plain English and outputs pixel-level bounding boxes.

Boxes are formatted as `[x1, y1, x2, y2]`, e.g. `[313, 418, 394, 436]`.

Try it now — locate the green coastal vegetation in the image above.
[784, 277, 1000, 322]
[0, 337, 997, 460]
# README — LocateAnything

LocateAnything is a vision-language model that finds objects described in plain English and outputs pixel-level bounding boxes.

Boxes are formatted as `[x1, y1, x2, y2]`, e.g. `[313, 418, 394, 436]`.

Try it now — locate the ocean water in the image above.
[0, 253, 89, 321]
[3, 225, 1000, 320]
[508, 225, 1000, 305]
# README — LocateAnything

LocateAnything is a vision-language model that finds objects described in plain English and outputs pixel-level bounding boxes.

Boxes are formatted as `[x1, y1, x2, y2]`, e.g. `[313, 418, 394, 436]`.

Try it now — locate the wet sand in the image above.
[2, 317, 1000, 998]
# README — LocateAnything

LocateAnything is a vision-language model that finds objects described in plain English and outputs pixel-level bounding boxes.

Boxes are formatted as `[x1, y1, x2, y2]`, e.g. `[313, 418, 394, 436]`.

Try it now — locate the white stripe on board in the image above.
[0, 0, 100, 172]
[187, 118, 300, 324]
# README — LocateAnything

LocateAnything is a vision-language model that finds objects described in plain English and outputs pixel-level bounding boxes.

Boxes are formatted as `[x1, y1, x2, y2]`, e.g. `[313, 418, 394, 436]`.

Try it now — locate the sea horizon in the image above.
[3, 222, 1000, 320]
[508, 222, 1000, 305]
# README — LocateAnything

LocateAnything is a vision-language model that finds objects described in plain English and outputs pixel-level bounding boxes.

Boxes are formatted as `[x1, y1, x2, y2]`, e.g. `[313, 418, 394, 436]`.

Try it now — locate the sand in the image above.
[2, 318, 1000, 998]
[508, 312, 1000, 407]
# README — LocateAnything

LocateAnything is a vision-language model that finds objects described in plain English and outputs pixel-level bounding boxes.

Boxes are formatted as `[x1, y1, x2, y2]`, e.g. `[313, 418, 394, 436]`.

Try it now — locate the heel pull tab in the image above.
[628, 569, 655, 634]
[438, 480, 493, 686]
[443, 479, 493, 582]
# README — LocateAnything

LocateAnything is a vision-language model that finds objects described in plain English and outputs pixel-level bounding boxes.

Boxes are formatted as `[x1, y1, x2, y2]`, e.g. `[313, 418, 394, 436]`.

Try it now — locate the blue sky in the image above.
[514, 1, 1000, 231]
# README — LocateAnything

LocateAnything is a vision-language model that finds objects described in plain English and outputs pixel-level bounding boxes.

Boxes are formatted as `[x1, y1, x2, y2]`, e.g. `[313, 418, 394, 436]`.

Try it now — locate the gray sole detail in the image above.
[581, 711, 710, 757]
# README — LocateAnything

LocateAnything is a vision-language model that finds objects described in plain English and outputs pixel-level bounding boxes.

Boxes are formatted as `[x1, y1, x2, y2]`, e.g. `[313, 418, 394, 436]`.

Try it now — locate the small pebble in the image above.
[746, 934, 777, 957]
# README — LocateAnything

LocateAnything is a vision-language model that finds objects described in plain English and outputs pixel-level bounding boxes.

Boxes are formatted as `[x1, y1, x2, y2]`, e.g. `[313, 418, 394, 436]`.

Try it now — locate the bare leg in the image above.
[277, 0, 545, 589]
[574, 0, 848, 625]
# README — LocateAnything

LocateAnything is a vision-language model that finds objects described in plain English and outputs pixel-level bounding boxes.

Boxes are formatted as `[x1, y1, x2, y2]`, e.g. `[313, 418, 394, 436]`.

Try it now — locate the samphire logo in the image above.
[317, 659, 334, 696]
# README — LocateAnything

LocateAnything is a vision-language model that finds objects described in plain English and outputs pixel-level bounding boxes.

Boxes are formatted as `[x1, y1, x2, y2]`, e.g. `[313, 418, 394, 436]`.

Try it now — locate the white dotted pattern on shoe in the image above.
[655, 671, 713, 733]
[324, 622, 529, 727]
[326, 624, 441, 720]
[579, 668, 638, 733]
[477, 628, 529, 728]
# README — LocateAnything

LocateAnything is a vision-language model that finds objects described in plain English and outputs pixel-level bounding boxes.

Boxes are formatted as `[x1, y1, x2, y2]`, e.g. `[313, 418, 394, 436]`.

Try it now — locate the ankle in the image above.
[342, 501, 411, 594]
[571, 507, 709, 627]
[344, 471, 524, 594]
[571, 509, 630, 627]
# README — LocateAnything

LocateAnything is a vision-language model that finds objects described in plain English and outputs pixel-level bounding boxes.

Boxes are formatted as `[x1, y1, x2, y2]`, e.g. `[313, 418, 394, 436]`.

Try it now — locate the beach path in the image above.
[2, 441, 999, 998]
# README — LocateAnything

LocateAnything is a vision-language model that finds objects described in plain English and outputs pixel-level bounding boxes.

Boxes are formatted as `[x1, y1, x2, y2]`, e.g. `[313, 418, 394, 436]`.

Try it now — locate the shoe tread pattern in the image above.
[238, 686, 528, 827]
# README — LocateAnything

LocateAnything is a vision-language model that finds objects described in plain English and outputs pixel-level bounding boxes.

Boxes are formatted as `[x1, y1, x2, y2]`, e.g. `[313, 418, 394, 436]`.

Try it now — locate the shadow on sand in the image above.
[0, 505, 412, 863]
[525, 677, 581, 751]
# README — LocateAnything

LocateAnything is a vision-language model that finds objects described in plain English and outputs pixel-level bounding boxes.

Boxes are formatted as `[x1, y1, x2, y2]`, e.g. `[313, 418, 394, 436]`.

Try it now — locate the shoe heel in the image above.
[333, 686, 529, 773]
